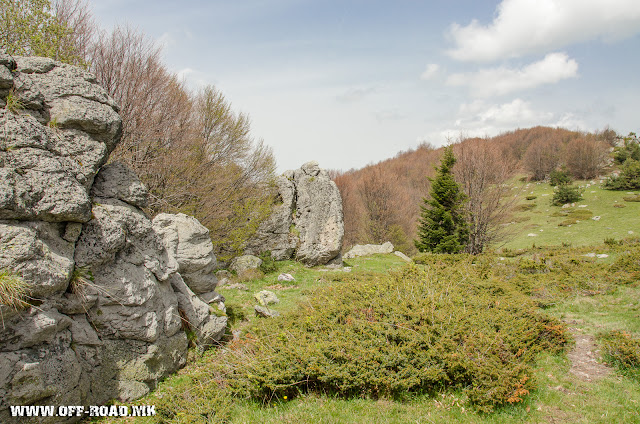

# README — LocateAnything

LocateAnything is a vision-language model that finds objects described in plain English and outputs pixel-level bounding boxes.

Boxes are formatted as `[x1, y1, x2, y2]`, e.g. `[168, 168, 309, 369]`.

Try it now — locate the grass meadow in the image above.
[98, 180, 640, 424]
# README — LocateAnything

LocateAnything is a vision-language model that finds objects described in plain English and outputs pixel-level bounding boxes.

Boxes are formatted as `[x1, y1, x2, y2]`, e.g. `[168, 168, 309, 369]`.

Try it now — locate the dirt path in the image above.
[565, 324, 611, 381]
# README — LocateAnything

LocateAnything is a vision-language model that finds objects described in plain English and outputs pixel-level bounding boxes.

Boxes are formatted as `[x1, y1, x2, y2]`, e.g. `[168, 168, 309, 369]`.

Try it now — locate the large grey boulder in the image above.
[343, 242, 394, 259]
[0, 55, 121, 223]
[293, 161, 344, 266]
[152, 213, 218, 295]
[245, 161, 344, 266]
[230, 255, 262, 274]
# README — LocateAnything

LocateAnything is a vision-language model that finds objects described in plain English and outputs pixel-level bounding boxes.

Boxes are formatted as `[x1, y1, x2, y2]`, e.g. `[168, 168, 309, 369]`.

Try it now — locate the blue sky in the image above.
[88, 0, 640, 172]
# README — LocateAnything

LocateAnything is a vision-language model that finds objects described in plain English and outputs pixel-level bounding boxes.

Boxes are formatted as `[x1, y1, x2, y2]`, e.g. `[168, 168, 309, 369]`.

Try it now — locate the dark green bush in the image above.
[549, 169, 572, 186]
[604, 158, 640, 190]
[598, 330, 640, 381]
[258, 250, 278, 274]
[612, 134, 640, 165]
[222, 262, 568, 412]
[552, 185, 583, 206]
[604, 237, 621, 246]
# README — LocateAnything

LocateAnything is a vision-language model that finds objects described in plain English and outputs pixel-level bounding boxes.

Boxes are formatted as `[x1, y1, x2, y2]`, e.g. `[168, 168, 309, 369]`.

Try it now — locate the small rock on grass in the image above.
[278, 273, 295, 282]
[394, 251, 412, 262]
[254, 305, 280, 318]
[254, 290, 279, 306]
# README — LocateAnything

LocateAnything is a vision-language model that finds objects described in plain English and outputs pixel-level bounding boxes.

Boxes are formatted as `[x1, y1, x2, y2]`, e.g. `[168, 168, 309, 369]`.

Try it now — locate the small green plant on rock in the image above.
[0, 269, 29, 310]
[5, 91, 24, 114]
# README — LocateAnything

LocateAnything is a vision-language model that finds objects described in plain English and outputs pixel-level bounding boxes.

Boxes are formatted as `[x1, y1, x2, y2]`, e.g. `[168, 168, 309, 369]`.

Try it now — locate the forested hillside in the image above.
[334, 126, 616, 253]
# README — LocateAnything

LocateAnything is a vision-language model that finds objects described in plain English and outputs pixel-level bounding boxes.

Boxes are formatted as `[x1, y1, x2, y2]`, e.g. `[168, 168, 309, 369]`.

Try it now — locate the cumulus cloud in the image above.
[446, 52, 578, 97]
[420, 63, 440, 80]
[447, 0, 640, 62]
[456, 98, 553, 127]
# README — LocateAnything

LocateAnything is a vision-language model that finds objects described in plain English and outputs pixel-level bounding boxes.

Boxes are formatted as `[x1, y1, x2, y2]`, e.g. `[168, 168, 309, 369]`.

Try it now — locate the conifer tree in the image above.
[415, 146, 469, 253]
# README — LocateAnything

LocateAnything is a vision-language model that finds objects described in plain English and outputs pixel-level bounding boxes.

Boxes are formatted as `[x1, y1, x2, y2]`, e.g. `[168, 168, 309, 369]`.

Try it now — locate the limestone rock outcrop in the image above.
[0, 53, 225, 423]
[343, 242, 395, 259]
[152, 213, 218, 295]
[245, 161, 344, 266]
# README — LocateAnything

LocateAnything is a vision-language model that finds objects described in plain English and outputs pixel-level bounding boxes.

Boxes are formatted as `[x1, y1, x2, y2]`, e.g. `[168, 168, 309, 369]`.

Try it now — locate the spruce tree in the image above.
[415, 146, 469, 253]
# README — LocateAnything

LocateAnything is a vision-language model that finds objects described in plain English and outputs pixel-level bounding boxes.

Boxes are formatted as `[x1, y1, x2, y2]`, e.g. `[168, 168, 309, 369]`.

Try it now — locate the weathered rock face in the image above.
[0, 53, 225, 423]
[292, 161, 344, 266]
[0, 53, 120, 223]
[245, 161, 344, 266]
[152, 213, 218, 295]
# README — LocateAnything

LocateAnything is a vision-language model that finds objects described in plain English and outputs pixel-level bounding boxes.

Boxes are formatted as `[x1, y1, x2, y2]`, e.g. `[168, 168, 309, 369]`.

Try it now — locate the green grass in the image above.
[499, 180, 640, 250]
[96, 185, 640, 424]
[220, 255, 407, 329]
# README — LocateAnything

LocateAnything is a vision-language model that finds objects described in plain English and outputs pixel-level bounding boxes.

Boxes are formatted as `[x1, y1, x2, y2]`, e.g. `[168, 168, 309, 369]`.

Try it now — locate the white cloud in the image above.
[553, 113, 588, 130]
[336, 87, 376, 103]
[157, 32, 177, 49]
[446, 52, 578, 97]
[176, 68, 194, 79]
[375, 108, 406, 122]
[420, 63, 440, 80]
[447, 0, 640, 62]
[456, 98, 553, 127]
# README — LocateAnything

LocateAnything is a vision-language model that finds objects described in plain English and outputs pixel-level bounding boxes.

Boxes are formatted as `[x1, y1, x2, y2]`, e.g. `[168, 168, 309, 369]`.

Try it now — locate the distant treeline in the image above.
[334, 126, 617, 254]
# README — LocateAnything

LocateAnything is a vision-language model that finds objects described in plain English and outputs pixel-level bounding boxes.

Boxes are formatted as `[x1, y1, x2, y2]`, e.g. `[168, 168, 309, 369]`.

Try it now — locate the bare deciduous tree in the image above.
[453, 137, 520, 254]
[565, 136, 608, 180]
[522, 136, 562, 181]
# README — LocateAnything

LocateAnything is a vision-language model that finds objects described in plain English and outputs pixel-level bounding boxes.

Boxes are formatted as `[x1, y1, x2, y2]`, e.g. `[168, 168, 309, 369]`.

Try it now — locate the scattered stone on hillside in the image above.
[217, 277, 230, 287]
[245, 161, 344, 266]
[277, 273, 295, 282]
[254, 290, 279, 306]
[629, 231, 634, 235]
[254, 305, 280, 318]
[200, 291, 225, 305]
[578, 205, 588, 208]
[394, 251, 412, 262]
[230, 255, 262, 274]
[527, 233, 538, 237]
[216, 270, 232, 279]
[225, 282, 249, 291]
[153, 213, 218, 295]
[344, 242, 394, 259]
[583, 253, 608, 258]
[592, 216, 601, 221]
